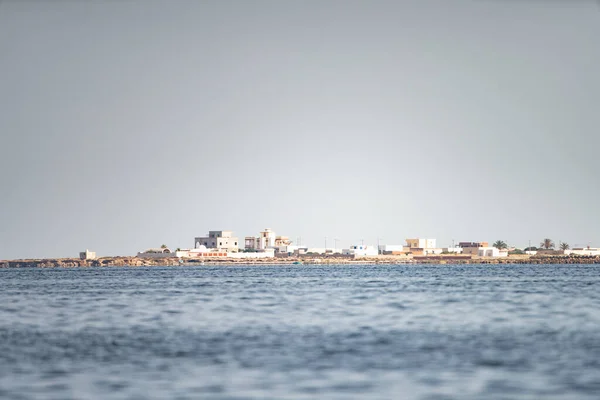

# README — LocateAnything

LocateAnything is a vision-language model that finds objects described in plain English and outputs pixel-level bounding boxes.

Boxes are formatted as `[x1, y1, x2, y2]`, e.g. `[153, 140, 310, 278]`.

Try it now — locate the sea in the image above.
[0, 264, 599, 400]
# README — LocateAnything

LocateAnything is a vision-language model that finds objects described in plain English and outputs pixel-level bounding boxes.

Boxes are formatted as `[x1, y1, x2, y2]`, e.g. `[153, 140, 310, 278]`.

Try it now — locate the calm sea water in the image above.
[1, 264, 599, 400]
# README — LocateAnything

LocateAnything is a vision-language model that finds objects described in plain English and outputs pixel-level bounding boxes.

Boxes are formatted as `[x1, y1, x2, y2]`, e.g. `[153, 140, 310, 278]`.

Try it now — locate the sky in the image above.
[1, 0, 599, 259]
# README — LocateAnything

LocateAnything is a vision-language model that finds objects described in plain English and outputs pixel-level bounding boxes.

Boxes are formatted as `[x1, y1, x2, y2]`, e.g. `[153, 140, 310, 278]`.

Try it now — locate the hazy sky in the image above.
[1, 0, 599, 259]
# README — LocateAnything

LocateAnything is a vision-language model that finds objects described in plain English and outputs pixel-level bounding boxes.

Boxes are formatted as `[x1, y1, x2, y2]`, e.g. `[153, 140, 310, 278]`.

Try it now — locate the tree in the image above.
[493, 240, 508, 250]
[560, 242, 570, 251]
[540, 238, 555, 250]
[160, 244, 168, 249]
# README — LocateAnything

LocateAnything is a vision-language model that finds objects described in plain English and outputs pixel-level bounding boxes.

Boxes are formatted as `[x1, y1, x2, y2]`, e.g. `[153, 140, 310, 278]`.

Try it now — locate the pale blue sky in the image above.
[1, 0, 599, 259]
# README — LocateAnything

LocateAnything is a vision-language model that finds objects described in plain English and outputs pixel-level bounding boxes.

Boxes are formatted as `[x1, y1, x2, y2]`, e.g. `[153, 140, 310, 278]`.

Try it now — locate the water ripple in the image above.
[0, 264, 599, 399]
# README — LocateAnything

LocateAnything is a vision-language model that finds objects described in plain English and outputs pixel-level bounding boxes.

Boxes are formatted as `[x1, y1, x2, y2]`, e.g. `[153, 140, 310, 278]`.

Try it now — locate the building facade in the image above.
[195, 230, 239, 253]
[406, 238, 437, 250]
[342, 245, 378, 257]
[566, 247, 600, 256]
[245, 228, 291, 251]
[79, 249, 96, 260]
[405, 238, 440, 255]
[459, 242, 490, 255]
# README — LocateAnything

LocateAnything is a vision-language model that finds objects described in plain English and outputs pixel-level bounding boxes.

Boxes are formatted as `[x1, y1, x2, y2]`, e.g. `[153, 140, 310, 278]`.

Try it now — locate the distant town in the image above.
[3, 227, 599, 268]
[77, 228, 598, 262]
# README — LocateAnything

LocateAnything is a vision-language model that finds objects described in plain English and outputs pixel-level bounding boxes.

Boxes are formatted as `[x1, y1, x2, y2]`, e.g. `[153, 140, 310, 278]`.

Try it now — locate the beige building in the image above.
[275, 236, 292, 246]
[406, 238, 437, 249]
[246, 228, 291, 250]
[195, 230, 239, 253]
[460, 242, 490, 256]
[404, 238, 442, 255]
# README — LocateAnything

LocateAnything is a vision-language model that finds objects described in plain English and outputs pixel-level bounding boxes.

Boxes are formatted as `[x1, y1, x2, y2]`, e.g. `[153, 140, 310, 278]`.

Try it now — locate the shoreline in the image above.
[2, 254, 600, 268]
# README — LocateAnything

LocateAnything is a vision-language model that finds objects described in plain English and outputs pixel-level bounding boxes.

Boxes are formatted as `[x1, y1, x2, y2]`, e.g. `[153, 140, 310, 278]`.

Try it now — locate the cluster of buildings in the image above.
[378, 240, 509, 257]
[76, 230, 600, 260]
[528, 247, 600, 257]
[134, 229, 533, 259]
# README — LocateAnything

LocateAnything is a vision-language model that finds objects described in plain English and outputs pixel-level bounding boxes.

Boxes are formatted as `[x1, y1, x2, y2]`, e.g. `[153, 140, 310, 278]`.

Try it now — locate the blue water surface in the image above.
[1, 264, 599, 399]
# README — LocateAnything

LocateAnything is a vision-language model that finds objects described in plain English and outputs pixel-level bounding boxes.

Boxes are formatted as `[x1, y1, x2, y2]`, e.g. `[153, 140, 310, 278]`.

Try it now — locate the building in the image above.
[245, 228, 291, 251]
[406, 238, 437, 249]
[405, 238, 441, 255]
[275, 236, 292, 247]
[458, 241, 506, 257]
[195, 230, 239, 253]
[459, 242, 489, 256]
[258, 228, 276, 249]
[244, 236, 258, 250]
[566, 247, 600, 256]
[229, 249, 276, 259]
[174, 246, 271, 258]
[176, 248, 229, 258]
[477, 247, 502, 257]
[378, 244, 406, 255]
[342, 245, 378, 257]
[442, 247, 463, 254]
[79, 249, 96, 260]
[275, 245, 307, 255]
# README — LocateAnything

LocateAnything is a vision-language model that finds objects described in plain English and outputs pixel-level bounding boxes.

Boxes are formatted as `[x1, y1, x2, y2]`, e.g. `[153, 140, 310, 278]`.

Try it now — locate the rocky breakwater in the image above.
[0, 257, 184, 268]
[473, 255, 600, 264]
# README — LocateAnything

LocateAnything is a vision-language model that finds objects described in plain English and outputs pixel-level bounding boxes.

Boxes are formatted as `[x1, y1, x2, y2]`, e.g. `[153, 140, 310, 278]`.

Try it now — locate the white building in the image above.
[228, 249, 276, 259]
[245, 228, 276, 250]
[406, 238, 436, 249]
[405, 238, 441, 255]
[477, 247, 508, 257]
[343, 245, 378, 257]
[258, 228, 276, 249]
[565, 247, 600, 256]
[174, 246, 209, 258]
[442, 247, 463, 254]
[378, 244, 406, 254]
[79, 249, 96, 260]
[195, 230, 239, 253]
[245, 228, 291, 251]
[276, 245, 308, 255]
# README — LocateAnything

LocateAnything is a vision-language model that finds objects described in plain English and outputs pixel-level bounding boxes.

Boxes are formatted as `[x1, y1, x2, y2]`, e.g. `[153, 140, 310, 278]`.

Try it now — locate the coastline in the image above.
[2, 254, 600, 268]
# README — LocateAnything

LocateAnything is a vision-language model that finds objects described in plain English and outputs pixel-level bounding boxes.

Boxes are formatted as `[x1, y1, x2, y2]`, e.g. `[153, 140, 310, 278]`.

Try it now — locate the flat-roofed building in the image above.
[459, 241, 489, 255]
[406, 238, 437, 250]
[195, 230, 239, 253]
[245, 228, 291, 250]
[342, 245, 378, 257]
[566, 247, 600, 256]
[405, 238, 441, 255]
[79, 249, 96, 260]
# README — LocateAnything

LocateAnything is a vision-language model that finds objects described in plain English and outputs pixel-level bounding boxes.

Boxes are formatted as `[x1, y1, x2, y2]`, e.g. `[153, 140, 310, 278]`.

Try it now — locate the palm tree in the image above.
[560, 242, 570, 251]
[540, 238, 555, 250]
[493, 240, 508, 250]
